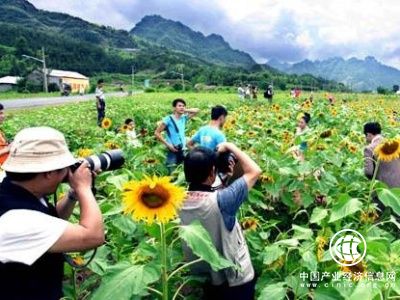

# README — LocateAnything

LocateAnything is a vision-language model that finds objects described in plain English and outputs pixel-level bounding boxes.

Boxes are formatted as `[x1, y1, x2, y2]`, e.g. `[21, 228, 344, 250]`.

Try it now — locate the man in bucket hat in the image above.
[0, 127, 104, 300]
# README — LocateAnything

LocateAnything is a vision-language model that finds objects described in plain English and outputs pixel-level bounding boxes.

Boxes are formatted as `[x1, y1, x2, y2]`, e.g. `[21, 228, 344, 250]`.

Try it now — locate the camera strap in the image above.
[168, 115, 184, 147]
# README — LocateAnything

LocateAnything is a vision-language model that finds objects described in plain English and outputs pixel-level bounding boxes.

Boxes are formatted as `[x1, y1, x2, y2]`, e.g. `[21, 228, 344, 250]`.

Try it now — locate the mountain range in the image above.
[268, 56, 400, 91]
[3, 0, 395, 92]
[131, 15, 256, 69]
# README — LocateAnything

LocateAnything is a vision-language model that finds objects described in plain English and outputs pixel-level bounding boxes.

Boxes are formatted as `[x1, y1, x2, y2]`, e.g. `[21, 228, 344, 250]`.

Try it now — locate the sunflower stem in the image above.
[172, 278, 192, 300]
[160, 223, 168, 300]
[366, 159, 380, 212]
[167, 258, 202, 281]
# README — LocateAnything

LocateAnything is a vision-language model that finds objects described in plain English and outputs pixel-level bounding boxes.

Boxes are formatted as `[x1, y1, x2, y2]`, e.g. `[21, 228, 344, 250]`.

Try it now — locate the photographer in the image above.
[0, 127, 104, 300]
[180, 142, 261, 300]
[155, 98, 199, 173]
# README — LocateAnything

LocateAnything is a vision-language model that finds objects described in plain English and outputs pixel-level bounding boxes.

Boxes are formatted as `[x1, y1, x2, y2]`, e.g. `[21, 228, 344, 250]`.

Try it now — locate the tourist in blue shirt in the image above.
[155, 98, 199, 173]
[187, 105, 228, 151]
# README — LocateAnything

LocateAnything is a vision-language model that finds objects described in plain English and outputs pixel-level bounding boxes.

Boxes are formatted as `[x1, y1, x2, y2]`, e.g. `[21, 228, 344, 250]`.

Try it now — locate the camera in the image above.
[216, 151, 238, 174]
[174, 144, 183, 152]
[71, 149, 125, 172]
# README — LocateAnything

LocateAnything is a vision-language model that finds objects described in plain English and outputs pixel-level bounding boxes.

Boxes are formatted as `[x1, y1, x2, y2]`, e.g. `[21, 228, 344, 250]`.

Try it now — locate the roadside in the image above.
[2, 91, 143, 110]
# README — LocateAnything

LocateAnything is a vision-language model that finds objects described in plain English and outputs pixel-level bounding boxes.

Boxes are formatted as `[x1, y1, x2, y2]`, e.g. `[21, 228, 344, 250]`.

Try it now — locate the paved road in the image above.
[2, 91, 142, 110]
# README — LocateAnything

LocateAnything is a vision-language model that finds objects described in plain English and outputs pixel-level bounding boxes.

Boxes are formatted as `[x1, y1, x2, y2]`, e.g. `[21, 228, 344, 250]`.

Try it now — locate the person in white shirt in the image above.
[0, 127, 104, 300]
[95, 79, 106, 126]
[122, 118, 142, 148]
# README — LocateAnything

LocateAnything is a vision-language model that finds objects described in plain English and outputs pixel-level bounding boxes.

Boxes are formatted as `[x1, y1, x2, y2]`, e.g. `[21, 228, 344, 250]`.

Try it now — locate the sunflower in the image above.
[260, 174, 274, 184]
[119, 124, 130, 133]
[247, 131, 257, 138]
[139, 128, 149, 137]
[122, 176, 186, 224]
[316, 143, 327, 151]
[360, 209, 379, 224]
[77, 148, 93, 158]
[72, 255, 85, 266]
[340, 261, 367, 281]
[104, 141, 119, 150]
[320, 129, 332, 139]
[374, 138, 400, 162]
[101, 118, 112, 129]
[316, 236, 328, 261]
[347, 144, 357, 154]
[241, 217, 259, 231]
[144, 158, 158, 165]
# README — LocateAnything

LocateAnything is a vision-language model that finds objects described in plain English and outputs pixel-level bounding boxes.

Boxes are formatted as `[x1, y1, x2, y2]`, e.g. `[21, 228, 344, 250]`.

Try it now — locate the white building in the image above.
[0, 76, 21, 92]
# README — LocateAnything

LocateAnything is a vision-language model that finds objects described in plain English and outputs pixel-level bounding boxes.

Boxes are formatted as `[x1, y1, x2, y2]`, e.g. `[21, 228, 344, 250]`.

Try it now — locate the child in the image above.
[121, 118, 141, 148]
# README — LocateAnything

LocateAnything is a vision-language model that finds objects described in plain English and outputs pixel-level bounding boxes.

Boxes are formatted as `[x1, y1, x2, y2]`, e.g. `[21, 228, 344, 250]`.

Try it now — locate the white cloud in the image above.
[29, 0, 400, 68]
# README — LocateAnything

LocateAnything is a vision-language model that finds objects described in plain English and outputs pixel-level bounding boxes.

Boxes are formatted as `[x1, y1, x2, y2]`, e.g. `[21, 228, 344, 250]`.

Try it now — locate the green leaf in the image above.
[258, 282, 287, 300]
[278, 167, 298, 176]
[367, 240, 390, 266]
[112, 215, 137, 235]
[349, 280, 381, 300]
[314, 285, 344, 300]
[310, 207, 328, 224]
[263, 244, 284, 265]
[292, 224, 313, 240]
[329, 194, 362, 223]
[88, 245, 111, 276]
[377, 188, 400, 216]
[91, 263, 159, 300]
[106, 174, 129, 191]
[285, 275, 308, 297]
[179, 221, 234, 271]
[301, 250, 317, 272]
[275, 239, 299, 247]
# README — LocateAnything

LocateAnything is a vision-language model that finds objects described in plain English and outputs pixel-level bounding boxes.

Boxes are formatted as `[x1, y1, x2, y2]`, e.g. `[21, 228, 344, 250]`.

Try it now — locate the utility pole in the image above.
[42, 47, 48, 93]
[171, 69, 185, 91]
[22, 47, 48, 93]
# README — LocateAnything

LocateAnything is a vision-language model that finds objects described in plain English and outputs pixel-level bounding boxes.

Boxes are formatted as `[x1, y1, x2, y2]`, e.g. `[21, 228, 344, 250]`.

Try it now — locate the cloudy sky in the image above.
[30, 0, 400, 68]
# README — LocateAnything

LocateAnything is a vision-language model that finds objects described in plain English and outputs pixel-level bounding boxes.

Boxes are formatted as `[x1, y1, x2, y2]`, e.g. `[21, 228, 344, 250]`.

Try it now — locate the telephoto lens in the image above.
[71, 149, 125, 172]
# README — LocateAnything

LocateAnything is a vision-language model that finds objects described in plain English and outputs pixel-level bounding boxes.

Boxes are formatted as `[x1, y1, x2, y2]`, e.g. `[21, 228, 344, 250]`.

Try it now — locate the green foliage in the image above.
[90, 263, 160, 299]
[3, 92, 400, 299]
[179, 221, 234, 271]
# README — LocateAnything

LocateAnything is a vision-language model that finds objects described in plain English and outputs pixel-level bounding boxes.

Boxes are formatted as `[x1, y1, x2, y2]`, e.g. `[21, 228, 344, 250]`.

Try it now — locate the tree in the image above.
[377, 86, 389, 94]
[15, 37, 29, 57]
[393, 85, 399, 93]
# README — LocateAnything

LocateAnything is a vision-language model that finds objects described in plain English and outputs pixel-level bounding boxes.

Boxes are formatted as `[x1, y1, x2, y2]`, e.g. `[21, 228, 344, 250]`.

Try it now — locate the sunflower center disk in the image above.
[382, 141, 399, 155]
[142, 193, 165, 208]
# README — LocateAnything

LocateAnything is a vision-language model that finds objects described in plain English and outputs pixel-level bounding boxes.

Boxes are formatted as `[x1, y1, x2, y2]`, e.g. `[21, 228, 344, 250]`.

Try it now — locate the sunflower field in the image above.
[4, 91, 400, 300]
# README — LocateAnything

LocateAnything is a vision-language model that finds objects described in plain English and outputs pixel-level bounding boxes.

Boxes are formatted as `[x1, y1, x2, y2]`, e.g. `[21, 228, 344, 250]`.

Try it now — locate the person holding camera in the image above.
[155, 98, 199, 173]
[0, 127, 104, 300]
[180, 142, 262, 300]
[187, 105, 227, 151]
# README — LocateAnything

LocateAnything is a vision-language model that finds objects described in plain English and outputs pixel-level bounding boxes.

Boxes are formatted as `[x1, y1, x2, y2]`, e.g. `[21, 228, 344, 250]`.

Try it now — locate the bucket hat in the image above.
[2, 127, 76, 173]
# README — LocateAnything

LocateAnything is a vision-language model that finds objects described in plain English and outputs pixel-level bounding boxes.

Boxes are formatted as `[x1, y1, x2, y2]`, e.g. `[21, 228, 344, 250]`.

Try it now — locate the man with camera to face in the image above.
[155, 98, 199, 173]
[0, 127, 104, 300]
[180, 142, 261, 300]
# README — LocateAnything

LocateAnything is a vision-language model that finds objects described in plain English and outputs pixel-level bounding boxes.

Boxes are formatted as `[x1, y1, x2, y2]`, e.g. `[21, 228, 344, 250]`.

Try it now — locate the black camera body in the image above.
[71, 149, 125, 173]
[174, 144, 183, 152]
[216, 151, 238, 174]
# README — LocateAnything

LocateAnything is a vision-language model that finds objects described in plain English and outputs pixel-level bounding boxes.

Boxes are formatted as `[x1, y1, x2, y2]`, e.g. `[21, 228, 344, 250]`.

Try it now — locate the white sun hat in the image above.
[2, 127, 77, 173]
